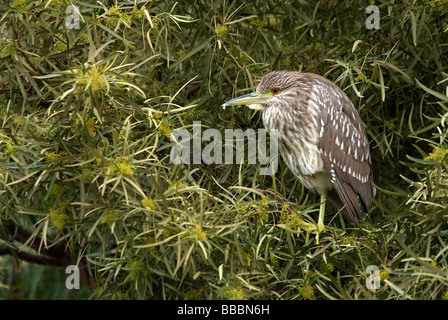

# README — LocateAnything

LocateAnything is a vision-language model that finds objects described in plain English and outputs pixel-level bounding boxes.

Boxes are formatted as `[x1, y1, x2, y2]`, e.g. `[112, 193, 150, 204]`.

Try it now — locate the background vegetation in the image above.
[0, 0, 447, 300]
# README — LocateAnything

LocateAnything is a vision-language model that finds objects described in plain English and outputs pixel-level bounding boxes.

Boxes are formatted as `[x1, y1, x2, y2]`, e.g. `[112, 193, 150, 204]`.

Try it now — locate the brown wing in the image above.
[316, 80, 375, 223]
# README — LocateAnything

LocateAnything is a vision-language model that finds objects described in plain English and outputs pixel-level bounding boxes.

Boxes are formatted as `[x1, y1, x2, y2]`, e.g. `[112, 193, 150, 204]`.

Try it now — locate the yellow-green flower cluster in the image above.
[240, 249, 253, 265]
[280, 44, 299, 55]
[125, 259, 143, 269]
[323, 262, 335, 273]
[49, 0, 69, 10]
[185, 289, 200, 300]
[141, 198, 157, 211]
[54, 33, 67, 52]
[380, 269, 390, 281]
[108, 5, 120, 16]
[425, 146, 448, 163]
[2, 138, 17, 156]
[105, 5, 121, 27]
[87, 65, 106, 93]
[95, 157, 102, 167]
[100, 209, 119, 225]
[51, 183, 68, 198]
[121, 14, 132, 25]
[341, 236, 355, 246]
[299, 283, 315, 300]
[149, 112, 161, 121]
[215, 24, 228, 38]
[75, 65, 106, 93]
[177, 49, 187, 58]
[355, 71, 369, 83]
[278, 205, 310, 230]
[269, 250, 279, 268]
[13, 116, 25, 127]
[166, 180, 188, 192]
[190, 226, 207, 241]
[157, 119, 172, 138]
[105, 4, 146, 27]
[302, 267, 316, 280]
[0, 42, 16, 58]
[132, 5, 147, 21]
[267, 15, 279, 27]
[258, 195, 270, 210]
[81, 166, 94, 181]
[340, 34, 354, 46]
[257, 196, 271, 220]
[425, 0, 448, 13]
[108, 158, 134, 177]
[78, 33, 89, 43]
[150, 17, 160, 29]
[11, 0, 27, 13]
[45, 151, 66, 163]
[125, 259, 144, 280]
[48, 202, 69, 231]
[85, 117, 96, 136]
[430, 255, 438, 267]
[172, 213, 181, 224]
[250, 18, 267, 31]
[387, 121, 396, 131]
[235, 202, 251, 215]
[144, 237, 159, 255]
[442, 288, 448, 300]
[183, 109, 205, 122]
[220, 286, 245, 300]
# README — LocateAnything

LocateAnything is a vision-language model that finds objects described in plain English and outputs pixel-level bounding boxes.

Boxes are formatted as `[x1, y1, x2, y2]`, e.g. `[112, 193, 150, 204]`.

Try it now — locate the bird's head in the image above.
[222, 71, 295, 111]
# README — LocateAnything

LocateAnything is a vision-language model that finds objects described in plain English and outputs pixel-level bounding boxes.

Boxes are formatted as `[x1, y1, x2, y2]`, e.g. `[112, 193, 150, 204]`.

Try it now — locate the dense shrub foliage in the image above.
[0, 0, 447, 299]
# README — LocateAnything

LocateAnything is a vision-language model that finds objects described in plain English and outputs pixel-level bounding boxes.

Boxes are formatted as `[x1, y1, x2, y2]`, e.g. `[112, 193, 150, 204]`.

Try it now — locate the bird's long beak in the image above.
[222, 92, 272, 110]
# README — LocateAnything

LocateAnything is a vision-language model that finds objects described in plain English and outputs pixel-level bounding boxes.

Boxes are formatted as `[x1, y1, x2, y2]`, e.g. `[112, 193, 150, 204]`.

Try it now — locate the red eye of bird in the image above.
[271, 88, 280, 95]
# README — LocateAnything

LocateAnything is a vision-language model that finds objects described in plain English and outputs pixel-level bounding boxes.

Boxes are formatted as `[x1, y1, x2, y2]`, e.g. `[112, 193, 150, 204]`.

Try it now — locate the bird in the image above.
[222, 71, 375, 233]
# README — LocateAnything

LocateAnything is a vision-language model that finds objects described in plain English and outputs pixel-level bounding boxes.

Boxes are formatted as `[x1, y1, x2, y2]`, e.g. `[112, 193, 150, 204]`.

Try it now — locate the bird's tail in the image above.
[327, 187, 366, 223]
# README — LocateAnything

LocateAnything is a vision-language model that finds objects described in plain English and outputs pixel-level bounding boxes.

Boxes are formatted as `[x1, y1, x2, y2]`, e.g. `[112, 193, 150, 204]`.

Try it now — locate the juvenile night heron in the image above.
[223, 71, 375, 232]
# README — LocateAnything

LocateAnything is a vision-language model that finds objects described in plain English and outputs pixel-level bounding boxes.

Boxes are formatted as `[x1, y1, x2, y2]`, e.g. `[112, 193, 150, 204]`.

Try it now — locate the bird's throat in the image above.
[248, 104, 265, 110]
